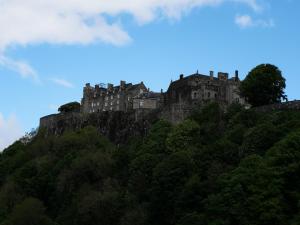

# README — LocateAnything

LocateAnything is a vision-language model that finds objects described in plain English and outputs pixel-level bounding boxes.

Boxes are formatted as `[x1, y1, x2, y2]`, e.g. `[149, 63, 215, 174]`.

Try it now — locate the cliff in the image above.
[40, 109, 161, 144]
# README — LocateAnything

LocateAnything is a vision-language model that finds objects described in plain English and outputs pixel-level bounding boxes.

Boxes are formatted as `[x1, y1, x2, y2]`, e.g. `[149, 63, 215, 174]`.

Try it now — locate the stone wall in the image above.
[40, 110, 160, 144]
[254, 100, 300, 112]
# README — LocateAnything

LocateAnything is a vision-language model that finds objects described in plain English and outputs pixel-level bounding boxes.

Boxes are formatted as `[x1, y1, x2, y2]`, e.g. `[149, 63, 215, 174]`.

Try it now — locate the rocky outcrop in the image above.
[40, 110, 160, 144]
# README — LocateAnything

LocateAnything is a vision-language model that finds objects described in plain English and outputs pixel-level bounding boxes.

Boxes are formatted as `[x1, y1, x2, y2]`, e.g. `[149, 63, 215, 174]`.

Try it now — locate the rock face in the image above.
[40, 110, 160, 144]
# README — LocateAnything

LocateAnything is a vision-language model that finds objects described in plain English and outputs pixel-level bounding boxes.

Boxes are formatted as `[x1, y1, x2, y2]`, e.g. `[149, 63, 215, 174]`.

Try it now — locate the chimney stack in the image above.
[210, 71, 214, 80]
[235, 70, 239, 80]
[120, 80, 126, 87]
[180, 74, 184, 80]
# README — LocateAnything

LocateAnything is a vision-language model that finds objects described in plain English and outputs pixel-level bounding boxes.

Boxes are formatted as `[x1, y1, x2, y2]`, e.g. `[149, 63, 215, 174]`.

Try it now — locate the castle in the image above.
[39, 69, 246, 140]
[80, 70, 245, 122]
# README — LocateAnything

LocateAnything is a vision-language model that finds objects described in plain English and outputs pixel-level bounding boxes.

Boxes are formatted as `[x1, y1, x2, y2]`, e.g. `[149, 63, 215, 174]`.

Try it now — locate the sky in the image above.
[0, 0, 299, 150]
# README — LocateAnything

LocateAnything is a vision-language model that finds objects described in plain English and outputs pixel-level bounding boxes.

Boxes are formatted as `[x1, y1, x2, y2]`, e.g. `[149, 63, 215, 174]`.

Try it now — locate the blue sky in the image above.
[0, 0, 299, 150]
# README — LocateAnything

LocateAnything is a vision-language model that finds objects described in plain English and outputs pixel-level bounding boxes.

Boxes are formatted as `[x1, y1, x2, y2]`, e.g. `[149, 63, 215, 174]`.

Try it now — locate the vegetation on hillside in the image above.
[1, 103, 300, 225]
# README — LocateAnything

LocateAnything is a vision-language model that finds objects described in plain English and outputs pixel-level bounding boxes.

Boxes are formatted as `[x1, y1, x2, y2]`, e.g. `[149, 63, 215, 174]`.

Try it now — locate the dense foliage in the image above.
[240, 64, 287, 106]
[1, 103, 300, 225]
[58, 102, 81, 113]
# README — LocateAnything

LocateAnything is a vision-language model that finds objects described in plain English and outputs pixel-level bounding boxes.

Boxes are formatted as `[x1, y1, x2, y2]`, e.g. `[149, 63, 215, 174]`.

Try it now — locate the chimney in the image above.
[161, 88, 163, 93]
[120, 80, 126, 87]
[180, 74, 184, 80]
[210, 71, 214, 80]
[235, 70, 239, 80]
[107, 83, 113, 90]
[86, 83, 91, 87]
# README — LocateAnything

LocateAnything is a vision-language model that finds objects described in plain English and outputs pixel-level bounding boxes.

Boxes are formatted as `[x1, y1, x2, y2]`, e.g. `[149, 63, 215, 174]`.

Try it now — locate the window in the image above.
[110, 107, 113, 111]
[111, 95, 113, 99]
[215, 93, 217, 98]
[105, 96, 108, 100]
[117, 94, 120, 98]
[193, 92, 197, 99]
[105, 103, 108, 107]
[97, 102, 100, 106]
[208, 92, 211, 98]
[117, 100, 119, 104]
[110, 102, 113, 106]
[236, 98, 240, 103]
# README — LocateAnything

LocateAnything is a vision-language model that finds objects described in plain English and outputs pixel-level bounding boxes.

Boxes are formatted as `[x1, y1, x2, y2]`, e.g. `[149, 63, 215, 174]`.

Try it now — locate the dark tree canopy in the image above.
[58, 102, 81, 113]
[240, 64, 287, 107]
[3, 103, 300, 225]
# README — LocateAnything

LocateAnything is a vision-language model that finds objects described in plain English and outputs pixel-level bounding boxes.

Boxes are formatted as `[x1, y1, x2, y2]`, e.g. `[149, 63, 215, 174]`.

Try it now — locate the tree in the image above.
[58, 102, 80, 113]
[4, 198, 55, 225]
[240, 64, 287, 107]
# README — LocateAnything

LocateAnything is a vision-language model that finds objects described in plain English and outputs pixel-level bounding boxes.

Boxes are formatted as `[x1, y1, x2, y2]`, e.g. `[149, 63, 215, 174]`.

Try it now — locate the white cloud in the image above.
[0, 113, 23, 151]
[0, 55, 39, 82]
[0, 0, 260, 51]
[49, 78, 74, 88]
[235, 14, 274, 28]
[235, 14, 254, 28]
[0, 0, 261, 79]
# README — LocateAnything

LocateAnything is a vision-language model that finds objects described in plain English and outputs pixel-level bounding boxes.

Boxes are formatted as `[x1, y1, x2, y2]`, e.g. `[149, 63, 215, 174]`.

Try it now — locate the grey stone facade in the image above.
[81, 81, 161, 113]
[160, 70, 246, 123]
[81, 70, 245, 117]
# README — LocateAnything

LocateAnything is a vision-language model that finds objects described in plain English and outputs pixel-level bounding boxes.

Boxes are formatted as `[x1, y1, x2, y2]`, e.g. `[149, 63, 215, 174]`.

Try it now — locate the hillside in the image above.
[1, 103, 300, 225]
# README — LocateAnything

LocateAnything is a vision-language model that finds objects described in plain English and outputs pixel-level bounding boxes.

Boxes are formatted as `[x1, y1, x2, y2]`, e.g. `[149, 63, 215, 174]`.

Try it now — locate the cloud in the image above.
[235, 14, 274, 28]
[235, 14, 254, 27]
[0, 0, 261, 79]
[49, 78, 74, 88]
[0, 55, 39, 82]
[0, 0, 261, 51]
[0, 113, 23, 151]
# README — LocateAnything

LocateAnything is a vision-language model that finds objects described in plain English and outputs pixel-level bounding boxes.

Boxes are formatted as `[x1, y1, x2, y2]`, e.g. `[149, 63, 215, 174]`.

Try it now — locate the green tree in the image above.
[240, 64, 287, 106]
[58, 102, 80, 113]
[3, 198, 55, 225]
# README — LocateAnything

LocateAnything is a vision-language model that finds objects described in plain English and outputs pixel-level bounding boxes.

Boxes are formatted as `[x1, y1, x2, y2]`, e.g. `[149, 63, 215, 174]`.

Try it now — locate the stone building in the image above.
[81, 81, 161, 113]
[80, 69, 246, 122]
[161, 70, 246, 122]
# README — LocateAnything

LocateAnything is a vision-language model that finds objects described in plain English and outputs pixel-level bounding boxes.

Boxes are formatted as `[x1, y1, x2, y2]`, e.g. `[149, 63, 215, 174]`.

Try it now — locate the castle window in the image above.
[105, 102, 108, 107]
[215, 93, 217, 98]
[193, 92, 197, 99]
[118, 94, 120, 98]
[97, 102, 100, 106]
[111, 102, 113, 106]
[208, 92, 211, 98]
[111, 95, 113, 99]
[110, 107, 113, 111]
[236, 98, 240, 103]
[116, 106, 120, 111]
[117, 100, 119, 105]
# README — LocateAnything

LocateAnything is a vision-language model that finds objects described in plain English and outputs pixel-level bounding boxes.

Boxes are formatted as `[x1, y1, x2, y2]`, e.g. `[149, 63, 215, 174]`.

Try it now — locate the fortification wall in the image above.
[254, 100, 300, 112]
[40, 110, 160, 144]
